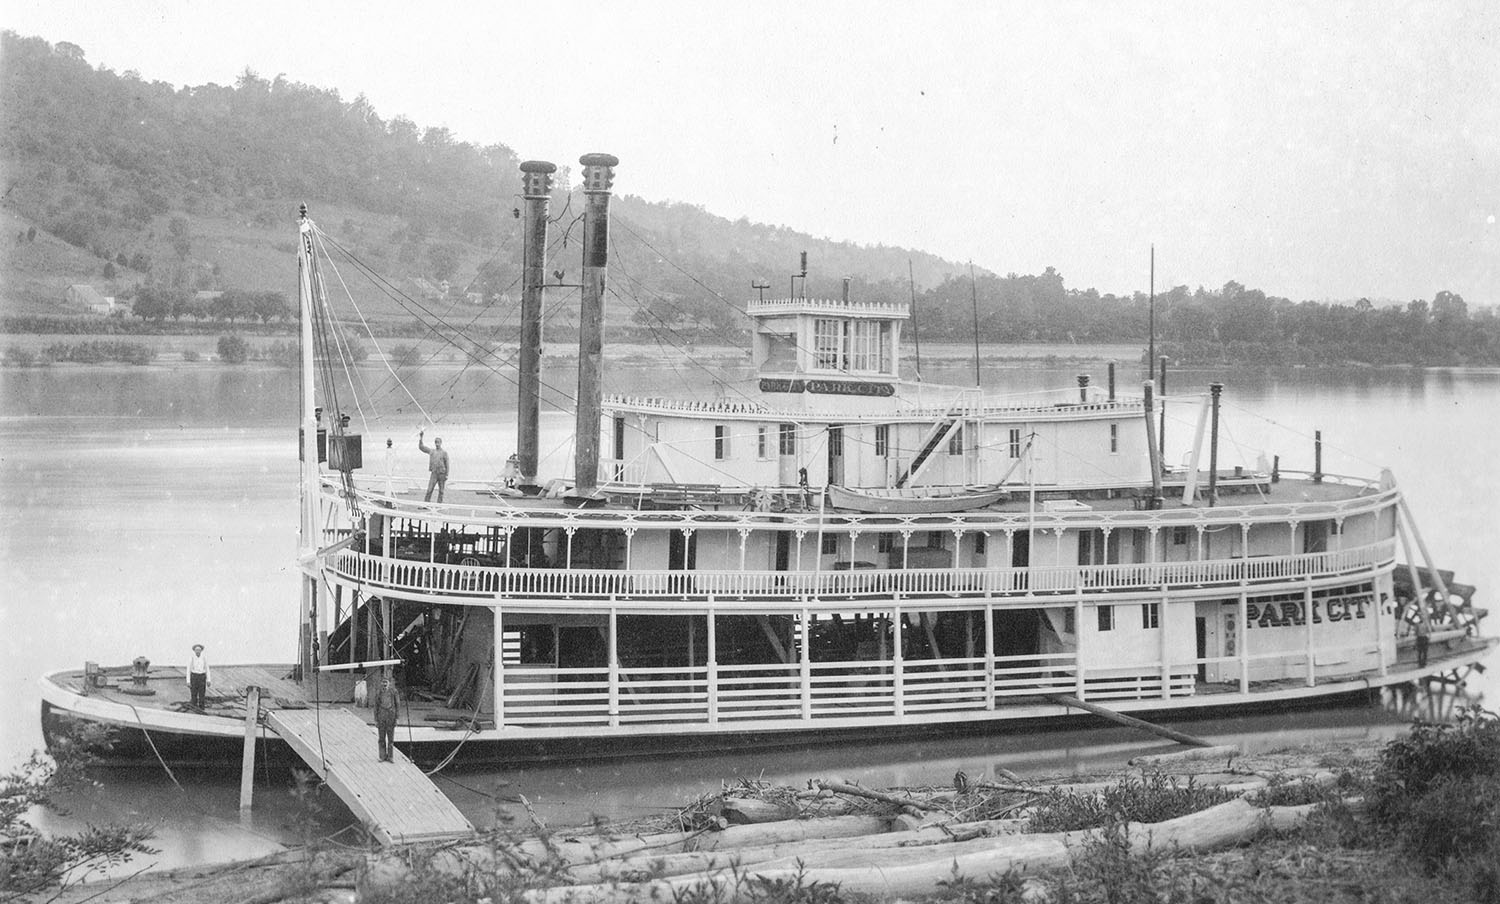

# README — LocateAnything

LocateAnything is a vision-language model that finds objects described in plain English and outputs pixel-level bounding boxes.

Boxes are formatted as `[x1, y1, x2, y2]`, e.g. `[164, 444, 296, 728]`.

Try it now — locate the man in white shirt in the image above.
[187, 643, 211, 709]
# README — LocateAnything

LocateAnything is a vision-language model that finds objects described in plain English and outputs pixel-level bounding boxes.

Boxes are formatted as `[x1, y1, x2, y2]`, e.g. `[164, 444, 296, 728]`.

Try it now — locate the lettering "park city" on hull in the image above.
[1246, 592, 1380, 629]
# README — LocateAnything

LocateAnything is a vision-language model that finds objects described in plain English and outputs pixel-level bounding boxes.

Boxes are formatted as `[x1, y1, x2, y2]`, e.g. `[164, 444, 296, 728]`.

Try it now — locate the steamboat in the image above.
[41, 154, 1494, 770]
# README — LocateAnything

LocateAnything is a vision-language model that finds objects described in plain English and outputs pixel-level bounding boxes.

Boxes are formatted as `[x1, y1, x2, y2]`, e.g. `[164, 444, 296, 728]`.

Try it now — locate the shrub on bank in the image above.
[3, 346, 40, 367]
[217, 335, 250, 364]
[38, 340, 156, 365]
[1369, 705, 1500, 875]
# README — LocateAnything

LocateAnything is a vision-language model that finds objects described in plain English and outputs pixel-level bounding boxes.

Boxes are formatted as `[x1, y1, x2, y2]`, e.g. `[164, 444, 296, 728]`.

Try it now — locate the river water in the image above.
[1, 352, 1496, 870]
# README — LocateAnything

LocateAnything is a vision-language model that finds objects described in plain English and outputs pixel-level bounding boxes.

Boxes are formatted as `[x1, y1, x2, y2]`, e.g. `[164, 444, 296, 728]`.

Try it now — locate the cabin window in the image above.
[757, 426, 769, 460]
[714, 425, 730, 460]
[1008, 428, 1022, 459]
[974, 532, 988, 554]
[879, 322, 892, 373]
[779, 423, 796, 456]
[926, 532, 947, 549]
[1109, 423, 1119, 453]
[1172, 526, 1190, 546]
[821, 533, 839, 555]
[850, 320, 883, 371]
[1141, 602, 1160, 629]
[1097, 605, 1115, 631]
[1064, 610, 1076, 634]
[947, 425, 963, 455]
[877, 533, 894, 553]
[814, 318, 845, 369]
[875, 424, 889, 457]
[828, 425, 844, 456]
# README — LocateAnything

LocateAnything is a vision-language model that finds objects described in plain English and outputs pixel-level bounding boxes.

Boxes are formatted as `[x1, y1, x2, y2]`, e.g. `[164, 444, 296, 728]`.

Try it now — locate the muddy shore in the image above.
[42, 737, 1387, 904]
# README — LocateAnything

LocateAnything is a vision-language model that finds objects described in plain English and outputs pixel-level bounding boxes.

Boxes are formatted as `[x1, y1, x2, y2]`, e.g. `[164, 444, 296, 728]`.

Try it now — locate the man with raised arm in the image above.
[418, 430, 450, 502]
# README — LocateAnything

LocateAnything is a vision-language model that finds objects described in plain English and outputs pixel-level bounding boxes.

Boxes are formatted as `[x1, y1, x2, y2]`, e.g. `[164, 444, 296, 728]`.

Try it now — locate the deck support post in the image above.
[892, 606, 905, 719]
[800, 609, 812, 721]
[707, 609, 718, 724]
[983, 604, 995, 709]
[1237, 591, 1251, 694]
[1158, 588, 1171, 698]
[1374, 579, 1389, 676]
[608, 608, 619, 727]
[1304, 581, 1316, 687]
[239, 686, 260, 811]
[1073, 599, 1086, 699]
[492, 605, 504, 729]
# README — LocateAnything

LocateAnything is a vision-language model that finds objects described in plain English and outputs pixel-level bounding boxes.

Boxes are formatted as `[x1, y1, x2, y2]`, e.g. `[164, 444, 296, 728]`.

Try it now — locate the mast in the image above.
[908, 259, 922, 381]
[296, 204, 319, 680]
[969, 262, 981, 387]
[1148, 244, 1155, 389]
[574, 152, 618, 496]
[517, 160, 557, 485]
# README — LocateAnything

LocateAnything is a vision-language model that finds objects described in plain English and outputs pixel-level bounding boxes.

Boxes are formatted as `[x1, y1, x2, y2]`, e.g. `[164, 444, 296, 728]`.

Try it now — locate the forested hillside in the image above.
[0, 30, 962, 331]
[3, 30, 1497, 365]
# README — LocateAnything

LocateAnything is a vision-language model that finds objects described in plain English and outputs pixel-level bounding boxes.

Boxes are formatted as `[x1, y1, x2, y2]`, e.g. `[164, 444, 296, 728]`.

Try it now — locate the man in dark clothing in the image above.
[418, 430, 449, 502]
[374, 672, 399, 762]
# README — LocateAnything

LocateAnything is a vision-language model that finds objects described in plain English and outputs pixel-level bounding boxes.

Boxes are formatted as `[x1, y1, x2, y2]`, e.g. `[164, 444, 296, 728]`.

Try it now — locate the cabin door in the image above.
[777, 423, 798, 485]
[612, 416, 626, 480]
[668, 529, 697, 593]
[827, 425, 845, 485]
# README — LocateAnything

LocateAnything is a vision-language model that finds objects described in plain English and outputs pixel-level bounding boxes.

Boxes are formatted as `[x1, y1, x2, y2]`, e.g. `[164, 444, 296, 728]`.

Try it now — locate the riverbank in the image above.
[39, 725, 1498, 904]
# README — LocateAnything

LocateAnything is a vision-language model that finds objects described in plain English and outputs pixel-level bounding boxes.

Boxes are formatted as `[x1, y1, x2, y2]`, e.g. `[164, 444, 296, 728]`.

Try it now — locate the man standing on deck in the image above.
[418, 430, 449, 502]
[186, 644, 210, 710]
[374, 670, 399, 762]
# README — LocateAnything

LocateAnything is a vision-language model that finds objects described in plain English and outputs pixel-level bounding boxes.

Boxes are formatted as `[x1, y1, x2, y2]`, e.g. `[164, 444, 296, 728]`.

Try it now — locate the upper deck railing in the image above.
[747, 297, 910, 319]
[328, 538, 1396, 605]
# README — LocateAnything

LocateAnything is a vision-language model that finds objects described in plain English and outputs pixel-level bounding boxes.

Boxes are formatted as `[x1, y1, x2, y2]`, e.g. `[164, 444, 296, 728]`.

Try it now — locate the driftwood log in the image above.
[527, 799, 1322, 904]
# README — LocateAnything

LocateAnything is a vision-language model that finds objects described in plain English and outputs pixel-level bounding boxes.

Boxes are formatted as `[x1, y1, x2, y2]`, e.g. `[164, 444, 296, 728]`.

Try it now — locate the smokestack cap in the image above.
[520, 160, 557, 174]
[579, 153, 620, 167]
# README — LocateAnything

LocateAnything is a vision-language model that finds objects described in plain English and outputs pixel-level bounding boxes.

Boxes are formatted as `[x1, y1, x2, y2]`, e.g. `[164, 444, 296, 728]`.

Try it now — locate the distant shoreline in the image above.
[5, 334, 1496, 372]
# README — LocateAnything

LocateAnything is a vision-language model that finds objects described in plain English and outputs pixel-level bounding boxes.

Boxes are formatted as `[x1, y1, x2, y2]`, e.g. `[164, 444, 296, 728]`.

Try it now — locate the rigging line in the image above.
[605, 246, 771, 411]
[606, 240, 752, 355]
[312, 230, 437, 428]
[612, 215, 874, 382]
[310, 233, 376, 433]
[1219, 399, 1384, 472]
[315, 230, 508, 364]
[319, 225, 580, 413]
[437, 284, 584, 415]
[316, 236, 580, 414]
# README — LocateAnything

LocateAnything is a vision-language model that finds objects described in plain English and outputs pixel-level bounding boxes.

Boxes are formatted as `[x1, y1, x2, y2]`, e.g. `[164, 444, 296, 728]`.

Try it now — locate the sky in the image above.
[4, 0, 1498, 304]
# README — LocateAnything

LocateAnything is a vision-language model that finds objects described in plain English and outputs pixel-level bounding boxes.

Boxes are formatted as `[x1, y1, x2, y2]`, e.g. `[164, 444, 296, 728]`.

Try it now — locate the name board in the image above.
[1245, 591, 1380, 629]
[760, 378, 895, 397]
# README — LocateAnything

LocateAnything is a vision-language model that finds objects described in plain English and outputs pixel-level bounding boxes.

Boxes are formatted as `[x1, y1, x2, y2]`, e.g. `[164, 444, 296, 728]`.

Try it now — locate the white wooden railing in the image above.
[497, 651, 1083, 728]
[330, 539, 1395, 603]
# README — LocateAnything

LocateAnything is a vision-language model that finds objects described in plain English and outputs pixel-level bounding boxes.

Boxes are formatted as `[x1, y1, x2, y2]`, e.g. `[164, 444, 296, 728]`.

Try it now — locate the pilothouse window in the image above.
[814, 319, 844, 369]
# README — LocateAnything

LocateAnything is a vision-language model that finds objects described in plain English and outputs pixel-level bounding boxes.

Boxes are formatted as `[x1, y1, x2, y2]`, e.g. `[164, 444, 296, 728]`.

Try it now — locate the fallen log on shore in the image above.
[526, 799, 1323, 904]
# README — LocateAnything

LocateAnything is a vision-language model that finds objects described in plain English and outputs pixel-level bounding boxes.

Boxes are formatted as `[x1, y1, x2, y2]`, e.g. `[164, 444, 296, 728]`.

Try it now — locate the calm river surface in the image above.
[2, 352, 1496, 869]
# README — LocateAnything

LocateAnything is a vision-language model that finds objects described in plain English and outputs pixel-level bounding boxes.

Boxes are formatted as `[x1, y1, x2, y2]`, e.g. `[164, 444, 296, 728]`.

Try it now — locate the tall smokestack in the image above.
[517, 160, 556, 485]
[574, 153, 618, 495]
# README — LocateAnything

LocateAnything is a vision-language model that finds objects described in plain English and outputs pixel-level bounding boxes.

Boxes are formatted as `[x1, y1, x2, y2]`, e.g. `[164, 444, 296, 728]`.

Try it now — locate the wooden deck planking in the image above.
[266, 708, 473, 845]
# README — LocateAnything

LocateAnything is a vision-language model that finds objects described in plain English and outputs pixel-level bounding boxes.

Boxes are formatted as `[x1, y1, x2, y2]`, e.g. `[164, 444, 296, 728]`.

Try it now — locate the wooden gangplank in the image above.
[266, 708, 473, 845]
